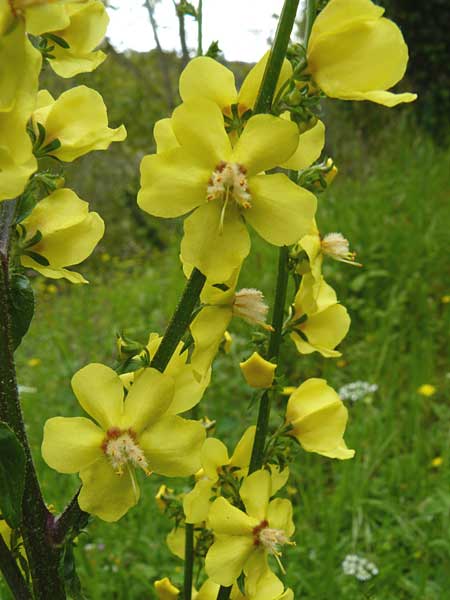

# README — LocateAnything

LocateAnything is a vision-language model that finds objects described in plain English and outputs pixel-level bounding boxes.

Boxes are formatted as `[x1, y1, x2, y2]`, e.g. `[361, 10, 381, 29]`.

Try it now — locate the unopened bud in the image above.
[240, 352, 277, 389]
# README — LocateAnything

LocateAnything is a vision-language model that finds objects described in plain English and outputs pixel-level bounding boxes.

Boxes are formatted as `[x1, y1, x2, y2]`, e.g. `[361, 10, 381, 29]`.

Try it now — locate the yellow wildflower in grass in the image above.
[20, 188, 104, 283]
[240, 352, 276, 389]
[285, 378, 355, 459]
[430, 457, 443, 469]
[0, 11, 41, 201]
[27, 357, 41, 367]
[138, 98, 317, 282]
[42, 363, 205, 521]
[307, 0, 417, 107]
[189, 268, 272, 378]
[32, 87, 126, 161]
[183, 428, 288, 524]
[120, 332, 211, 415]
[205, 469, 294, 586]
[417, 384, 436, 397]
[23, 0, 109, 77]
[290, 273, 350, 357]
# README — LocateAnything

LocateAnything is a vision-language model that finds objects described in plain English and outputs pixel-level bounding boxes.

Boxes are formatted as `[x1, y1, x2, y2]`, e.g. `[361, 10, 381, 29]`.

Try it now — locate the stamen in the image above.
[102, 428, 152, 477]
[207, 162, 252, 210]
[321, 232, 362, 266]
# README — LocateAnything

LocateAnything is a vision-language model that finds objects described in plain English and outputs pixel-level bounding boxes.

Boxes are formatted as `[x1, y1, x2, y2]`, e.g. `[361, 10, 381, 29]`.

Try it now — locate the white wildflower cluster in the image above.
[339, 381, 378, 403]
[342, 554, 379, 581]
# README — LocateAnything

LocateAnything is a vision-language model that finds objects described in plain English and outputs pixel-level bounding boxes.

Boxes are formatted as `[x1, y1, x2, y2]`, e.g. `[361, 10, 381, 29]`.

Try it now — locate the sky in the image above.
[107, 0, 288, 62]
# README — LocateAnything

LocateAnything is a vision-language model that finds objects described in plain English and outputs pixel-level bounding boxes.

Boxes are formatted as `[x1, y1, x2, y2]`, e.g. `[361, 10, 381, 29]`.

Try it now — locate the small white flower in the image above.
[339, 381, 378, 403]
[342, 554, 378, 581]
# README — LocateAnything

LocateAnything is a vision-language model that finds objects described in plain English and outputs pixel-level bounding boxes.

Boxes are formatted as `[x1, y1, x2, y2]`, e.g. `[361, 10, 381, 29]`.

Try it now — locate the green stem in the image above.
[253, 0, 301, 115]
[197, 0, 203, 56]
[150, 267, 206, 372]
[248, 246, 290, 474]
[183, 523, 194, 600]
[303, 0, 317, 46]
[0, 535, 31, 600]
[216, 586, 232, 600]
[0, 201, 65, 600]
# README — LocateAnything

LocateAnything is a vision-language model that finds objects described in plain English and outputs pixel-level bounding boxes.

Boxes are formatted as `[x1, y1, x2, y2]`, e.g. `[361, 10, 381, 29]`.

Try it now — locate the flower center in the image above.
[102, 427, 151, 477]
[321, 232, 360, 266]
[253, 520, 289, 555]
[232, 288, 273, 331]
[207, 161, 252, 209]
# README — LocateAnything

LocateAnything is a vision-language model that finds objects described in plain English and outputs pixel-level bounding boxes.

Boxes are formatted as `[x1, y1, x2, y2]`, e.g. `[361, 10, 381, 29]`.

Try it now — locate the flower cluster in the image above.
[0, 0, 415, 597]
[342, 554, 379, 581]
[339, 381, 378, 403]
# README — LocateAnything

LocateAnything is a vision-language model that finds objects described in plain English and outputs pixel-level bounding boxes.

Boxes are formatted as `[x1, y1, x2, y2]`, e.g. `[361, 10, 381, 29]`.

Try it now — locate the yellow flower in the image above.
[42, 363, 205, 521]
[189, 270, 272, 378]
[120, 332, 211, 415]
[24, 0, 109, 78]
[290, 273, 350, 357]
[307, 0, 417, 107]
[285, 378, 354, 459]
[417, 384, 436, 397]
[154, 577, 180, 600]
[0, 15, 41, 201]
[240, 352, 276, 389]
[32, 87, 126, 161]
[27, 357, 41, 367]
[441, 295, 450, 304]
[205, 469, 294, 586]
[183, 429, 288, 525]
[179, 51, 292, 117]
[138, 98, 316, 282]
[281, 117, 325, 171]
[20, 188, 105, 283]
[430, 456, 443, 469]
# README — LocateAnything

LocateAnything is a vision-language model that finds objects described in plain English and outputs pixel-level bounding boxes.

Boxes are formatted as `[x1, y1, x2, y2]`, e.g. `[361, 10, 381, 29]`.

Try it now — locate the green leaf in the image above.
[10, 273, 35, 351]
[23, 250, 50, 266]
[60, 541, 86, 600]
[14, 193, 38, 225]
[44, 33, 70, 49]
[205, 40, 222, 59]
[0, 423, 26, 528]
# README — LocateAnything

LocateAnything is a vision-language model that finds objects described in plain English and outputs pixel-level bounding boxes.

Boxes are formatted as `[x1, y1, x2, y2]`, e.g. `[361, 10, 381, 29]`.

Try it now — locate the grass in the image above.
[4, 116, 450, 599]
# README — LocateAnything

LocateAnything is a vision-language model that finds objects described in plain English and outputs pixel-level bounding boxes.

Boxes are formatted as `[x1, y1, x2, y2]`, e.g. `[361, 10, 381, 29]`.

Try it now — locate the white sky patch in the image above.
[107, 0, 286, 62]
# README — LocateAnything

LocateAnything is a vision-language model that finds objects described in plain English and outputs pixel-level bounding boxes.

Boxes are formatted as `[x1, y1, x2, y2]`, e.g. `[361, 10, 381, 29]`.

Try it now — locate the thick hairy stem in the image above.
[253, 0, 301, 115]
[0, 201, 65, 599]
[0, 535, 31, 600]
[248, 246, 289, 474]
[49, 489, 89, 546]
[150, 267, 206, 372]
[183, 523, 194, 600]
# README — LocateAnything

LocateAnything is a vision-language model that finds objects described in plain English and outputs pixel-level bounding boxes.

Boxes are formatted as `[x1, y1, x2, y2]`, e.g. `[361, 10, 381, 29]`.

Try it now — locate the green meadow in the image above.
[5, 103, 449, 599]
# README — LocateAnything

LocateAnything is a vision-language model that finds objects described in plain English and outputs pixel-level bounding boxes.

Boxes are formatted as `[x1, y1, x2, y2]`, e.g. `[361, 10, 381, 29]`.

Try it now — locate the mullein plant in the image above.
[0, 0, 415, 598]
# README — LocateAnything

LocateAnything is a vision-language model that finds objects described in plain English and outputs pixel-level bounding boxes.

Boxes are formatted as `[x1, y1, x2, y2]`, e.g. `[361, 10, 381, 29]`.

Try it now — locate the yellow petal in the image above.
[309, 0, 384, 42]
[240, 352, 276, 389]
[138, 148, 209, 218]
[21, 188, 88, 237]
[166, 526, 186, 559]
[183, 478, 215, 524]
[282, 119, 325, 170]
[36, 86, 126, 162]
[286, 378, 355, 459]
[267, 498, 294, 536]
[269, 465, 289, 495]
[172, 99, 232, 168]
[208, 497, 257, 535]
[239, 470, 271, 521]
[122, 368, 174, 433]
[181, 201, 250, 282]
[308, 3, 416, 105]
[179, 56, 237, 111]
[165, 363, 210, 416]
[25, 4, 71, 35]
[190, 305, 232, 378]
[42, 417, 104, 473]
[205, 533, 254, 586]
[154, 118, 179, 153]
[49, 1, 109, 78]
[154, 577, 180, 600]
[201, 437, 230, 480]
[25, 265, 88, 284]
[245, 173, 317, 246]
[238, 51, 293, 113]
[71, 363, 124, 430]
[230, 426, 255, 469]
[78, 457, 139, 522]
[231, 114, 298, 176]
[244, 553, 284, 600]
[297, 303, 350, 357]
[140, 415, 205, 476]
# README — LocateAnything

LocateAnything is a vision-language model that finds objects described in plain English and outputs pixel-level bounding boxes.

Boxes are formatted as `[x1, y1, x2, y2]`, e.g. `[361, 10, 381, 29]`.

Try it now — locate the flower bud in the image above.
[240, 352, 276, 389]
